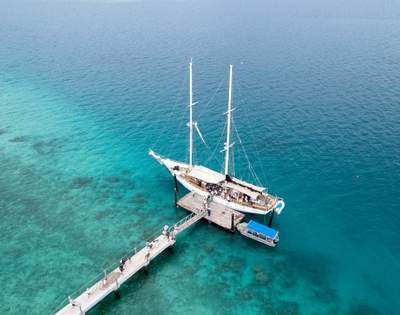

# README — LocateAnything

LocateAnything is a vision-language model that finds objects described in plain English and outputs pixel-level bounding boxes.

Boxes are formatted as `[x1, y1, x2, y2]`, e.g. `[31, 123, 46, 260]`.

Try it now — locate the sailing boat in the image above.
[149, 61, 285, 215]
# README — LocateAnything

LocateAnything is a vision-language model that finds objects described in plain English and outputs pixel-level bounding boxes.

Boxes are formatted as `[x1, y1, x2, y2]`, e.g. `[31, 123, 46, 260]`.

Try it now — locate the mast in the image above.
[189, 59, 193, 167]
[224, 64, 233, 177]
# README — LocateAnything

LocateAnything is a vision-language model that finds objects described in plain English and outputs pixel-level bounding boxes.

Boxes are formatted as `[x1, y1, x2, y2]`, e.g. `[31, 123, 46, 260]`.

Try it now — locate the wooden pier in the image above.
[177, 192, 245, 231]
[55, 192, 246, 315]
[55, 209, 206, 315]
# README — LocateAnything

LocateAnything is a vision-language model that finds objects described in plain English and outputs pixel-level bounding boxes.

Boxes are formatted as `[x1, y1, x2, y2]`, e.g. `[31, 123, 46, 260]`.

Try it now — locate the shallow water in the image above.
[1, 1, 399, 314]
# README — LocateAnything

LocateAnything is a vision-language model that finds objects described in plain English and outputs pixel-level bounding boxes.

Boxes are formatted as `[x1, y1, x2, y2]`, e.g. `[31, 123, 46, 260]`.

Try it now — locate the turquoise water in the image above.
[1, 1, 400, 314]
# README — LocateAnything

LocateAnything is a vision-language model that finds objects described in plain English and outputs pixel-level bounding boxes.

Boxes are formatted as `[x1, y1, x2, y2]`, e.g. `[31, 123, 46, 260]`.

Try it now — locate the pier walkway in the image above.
[55, 209, 206, 315]
[55, 191, 246, 315]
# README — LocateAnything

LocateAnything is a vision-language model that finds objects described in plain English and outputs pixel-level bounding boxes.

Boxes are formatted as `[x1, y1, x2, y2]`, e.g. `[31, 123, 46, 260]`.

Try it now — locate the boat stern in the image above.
[273, 199, 285, 215]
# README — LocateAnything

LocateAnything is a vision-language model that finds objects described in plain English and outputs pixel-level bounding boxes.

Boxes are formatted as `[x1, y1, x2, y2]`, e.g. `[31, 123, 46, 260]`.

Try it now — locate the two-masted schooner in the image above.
[150, 61, 285, 215]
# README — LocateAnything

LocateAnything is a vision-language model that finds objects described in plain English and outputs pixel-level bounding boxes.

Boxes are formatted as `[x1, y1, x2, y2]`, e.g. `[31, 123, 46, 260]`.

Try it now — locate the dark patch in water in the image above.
[280, 273, 297, 289]
[32, 138, 63, 155]
[257, 298, 300, 315]
[310, 286, 337, 304]
[253, 265, 270, 283]
[104, 176, 121, 183]
[201, 243, 215, 253]
[95, 209, 111, 220]
[181, 265, 197, 276]
[123, 178, 136, 190]
[235, 288, 253, 302]
[0, 129, 7, 136]
[18, 166, 36, 178]
[9, 136, 29, 143]
[361, 272, 390, 301]
[219, 255, 245, 273]
[129, 193, 147, 205]
[121, 169, 130, 176]
[272, 300, 300, 315]
[251, 249, 342, 311]
[276, 250, 333, 286]
[71, 176, 93, 189]
[346, 303, 381, 315]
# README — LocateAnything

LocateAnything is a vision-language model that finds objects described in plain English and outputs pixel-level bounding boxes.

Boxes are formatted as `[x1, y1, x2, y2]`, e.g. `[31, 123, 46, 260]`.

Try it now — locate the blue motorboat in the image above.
[237, 220, 279, 247]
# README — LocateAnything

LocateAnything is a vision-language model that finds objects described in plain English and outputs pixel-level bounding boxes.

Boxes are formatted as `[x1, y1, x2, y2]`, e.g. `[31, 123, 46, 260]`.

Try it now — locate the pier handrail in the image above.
[53, 192, 247, 315]
[52, 211, 207, 314]
[51, 224, 171, 314]
[173, 212, 196, 228]
[171, 208, 206, 234]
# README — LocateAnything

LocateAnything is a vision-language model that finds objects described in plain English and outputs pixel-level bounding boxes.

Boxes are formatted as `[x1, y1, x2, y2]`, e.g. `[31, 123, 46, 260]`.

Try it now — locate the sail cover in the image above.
[188, 165, 225, 184]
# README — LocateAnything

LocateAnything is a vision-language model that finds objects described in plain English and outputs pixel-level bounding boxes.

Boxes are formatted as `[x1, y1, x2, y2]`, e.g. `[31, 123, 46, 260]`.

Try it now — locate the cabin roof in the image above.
[231, 177, 265, 193]
[224, 181, 260, 199]
[248, 220, 278, 239]
[188, 165, 225, 184]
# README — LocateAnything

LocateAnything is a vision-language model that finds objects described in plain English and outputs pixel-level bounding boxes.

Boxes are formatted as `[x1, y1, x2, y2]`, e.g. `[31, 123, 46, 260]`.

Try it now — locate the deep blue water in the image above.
[1, 1, 399, 314]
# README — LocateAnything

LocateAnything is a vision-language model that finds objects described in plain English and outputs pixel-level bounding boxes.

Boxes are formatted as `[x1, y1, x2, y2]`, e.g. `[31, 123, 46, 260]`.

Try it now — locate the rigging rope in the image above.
[192, 73, 227, 167]
[234, 77, 269, 185]
[233, 118, 263, 187]
[160, 70, 226, 165]
[195, 75, 225, 122]
[204, 118, 227, 166]
[151, 71, 187, 150]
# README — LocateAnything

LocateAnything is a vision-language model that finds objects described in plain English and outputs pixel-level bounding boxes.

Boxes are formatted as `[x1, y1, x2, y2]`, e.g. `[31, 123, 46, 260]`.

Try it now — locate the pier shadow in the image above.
[9, 135, 29, 143]
[260, 299, 300, 315]
[70, 176, 93, 189]
[346, 303, 381, 315]
[102, 174, 136, 190]
[104, 176, 121, 184]
[32, 138, 64, 155]
[129, 193, 147, 205]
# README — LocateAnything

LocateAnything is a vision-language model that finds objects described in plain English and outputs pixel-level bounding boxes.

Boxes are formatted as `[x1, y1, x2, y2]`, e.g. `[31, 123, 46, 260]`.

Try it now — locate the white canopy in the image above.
[231, 177, 265, 193]
[224, 181, 260, 200]
[188, 165, 225, 184]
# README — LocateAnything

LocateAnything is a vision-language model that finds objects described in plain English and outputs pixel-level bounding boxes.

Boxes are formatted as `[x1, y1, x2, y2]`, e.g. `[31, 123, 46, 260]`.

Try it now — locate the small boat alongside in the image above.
[237, 220, 279, 247]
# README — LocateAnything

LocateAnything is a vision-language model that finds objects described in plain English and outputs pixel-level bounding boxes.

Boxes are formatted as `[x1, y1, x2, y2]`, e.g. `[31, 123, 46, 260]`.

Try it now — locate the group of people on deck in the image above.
[205, 183, 223, 196]
[204, 182, 252, 205]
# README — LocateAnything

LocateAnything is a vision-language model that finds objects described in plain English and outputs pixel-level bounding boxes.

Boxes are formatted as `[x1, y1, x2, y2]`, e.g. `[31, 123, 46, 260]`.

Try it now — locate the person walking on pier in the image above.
[119, 258, 127, 272]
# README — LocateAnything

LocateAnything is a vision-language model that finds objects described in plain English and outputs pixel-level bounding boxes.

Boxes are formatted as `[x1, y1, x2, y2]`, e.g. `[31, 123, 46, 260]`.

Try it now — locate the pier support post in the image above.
[143, 261, 150, 276]
[268, 210, 275, 227]
[174, 175, 178, 207]
[230, 213, 235, 232]
[114, 290, 121, 299]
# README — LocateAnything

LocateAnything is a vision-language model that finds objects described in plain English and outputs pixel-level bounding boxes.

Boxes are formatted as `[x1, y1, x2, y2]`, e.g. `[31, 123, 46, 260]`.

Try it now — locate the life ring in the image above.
[274, 199, 285, 215]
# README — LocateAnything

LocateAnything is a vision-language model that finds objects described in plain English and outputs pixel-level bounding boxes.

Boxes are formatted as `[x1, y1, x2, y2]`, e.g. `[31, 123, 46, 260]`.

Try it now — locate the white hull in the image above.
[149, 150, 279, 215]
[175, 174, 270, 215]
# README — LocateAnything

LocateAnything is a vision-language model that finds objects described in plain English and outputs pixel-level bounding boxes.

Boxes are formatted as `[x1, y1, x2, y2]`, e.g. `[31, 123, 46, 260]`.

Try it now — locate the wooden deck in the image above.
[177, 192, 245, 231]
